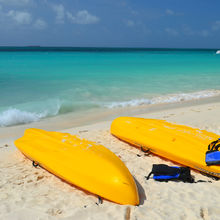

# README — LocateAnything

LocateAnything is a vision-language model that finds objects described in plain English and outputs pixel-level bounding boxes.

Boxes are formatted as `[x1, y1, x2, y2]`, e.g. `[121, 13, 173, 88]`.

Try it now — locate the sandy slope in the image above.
[0, 101, 220, 220]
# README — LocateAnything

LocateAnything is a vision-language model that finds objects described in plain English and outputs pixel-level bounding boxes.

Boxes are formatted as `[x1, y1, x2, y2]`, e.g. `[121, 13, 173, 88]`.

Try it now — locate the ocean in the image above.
[0, 47, 220, 127]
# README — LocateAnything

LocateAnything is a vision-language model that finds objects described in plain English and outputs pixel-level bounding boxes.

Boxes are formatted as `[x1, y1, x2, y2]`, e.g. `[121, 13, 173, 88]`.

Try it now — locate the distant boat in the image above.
[216, 50, 220, 54]
[26, 45, 41, 48]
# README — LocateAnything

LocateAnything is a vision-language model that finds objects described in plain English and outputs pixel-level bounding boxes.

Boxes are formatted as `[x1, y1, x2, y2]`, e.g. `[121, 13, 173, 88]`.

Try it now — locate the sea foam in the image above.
[106, 90, 220, 108]
[0, 98, 63, 127]
[0, 109, 45, 127]
[1, 90, 220, 127]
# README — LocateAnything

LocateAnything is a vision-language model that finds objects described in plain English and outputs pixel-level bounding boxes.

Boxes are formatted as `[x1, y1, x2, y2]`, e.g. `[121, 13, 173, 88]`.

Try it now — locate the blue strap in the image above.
[206, 151, 220, 166]
[153, 173, 180, 180]
[153, 166, 180, 180]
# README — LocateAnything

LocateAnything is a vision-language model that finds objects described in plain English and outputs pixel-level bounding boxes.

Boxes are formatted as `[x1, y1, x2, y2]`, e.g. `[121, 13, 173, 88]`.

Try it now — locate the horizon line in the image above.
[0, 46, 219, 50]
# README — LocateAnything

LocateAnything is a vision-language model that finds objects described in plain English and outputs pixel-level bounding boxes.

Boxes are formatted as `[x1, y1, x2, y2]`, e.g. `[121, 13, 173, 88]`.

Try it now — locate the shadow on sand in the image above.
[134, 177, 146, 205]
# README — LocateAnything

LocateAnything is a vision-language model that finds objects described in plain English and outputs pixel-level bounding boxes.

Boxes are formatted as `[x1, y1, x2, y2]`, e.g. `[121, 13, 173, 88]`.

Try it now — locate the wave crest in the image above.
[106, 90, 220, 108]
[1, 90, 220, 127]
[0, 108, 46, 127]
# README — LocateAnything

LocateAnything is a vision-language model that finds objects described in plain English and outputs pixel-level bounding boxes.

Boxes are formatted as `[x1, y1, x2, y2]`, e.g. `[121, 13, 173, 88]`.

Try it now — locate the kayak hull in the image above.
[111, 117, 220, 178]
[15, 128, 139, 205]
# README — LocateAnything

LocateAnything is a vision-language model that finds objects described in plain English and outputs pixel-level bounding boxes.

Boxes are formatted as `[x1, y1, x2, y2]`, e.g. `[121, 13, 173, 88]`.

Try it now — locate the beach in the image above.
[1, 0, 220, 218]
[1, 98, 220, 220]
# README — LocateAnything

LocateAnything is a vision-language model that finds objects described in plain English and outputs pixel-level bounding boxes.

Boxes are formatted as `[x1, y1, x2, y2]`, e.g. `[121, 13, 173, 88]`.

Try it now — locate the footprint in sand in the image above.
[46, 208, 63, 216]
[200, 207, 210, 220]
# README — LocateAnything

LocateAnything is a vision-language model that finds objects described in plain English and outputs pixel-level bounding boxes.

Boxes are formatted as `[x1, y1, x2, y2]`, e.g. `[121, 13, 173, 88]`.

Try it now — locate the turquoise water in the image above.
[0, 48, 220, 126]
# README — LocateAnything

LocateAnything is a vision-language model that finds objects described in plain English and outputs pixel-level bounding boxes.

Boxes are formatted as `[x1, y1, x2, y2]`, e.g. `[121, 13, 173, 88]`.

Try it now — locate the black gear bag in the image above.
[146, 164, 194, 183]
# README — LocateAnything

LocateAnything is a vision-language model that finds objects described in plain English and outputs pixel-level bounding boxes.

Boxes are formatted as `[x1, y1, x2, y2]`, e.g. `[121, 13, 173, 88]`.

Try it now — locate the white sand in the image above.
[1, 101, 220, 220]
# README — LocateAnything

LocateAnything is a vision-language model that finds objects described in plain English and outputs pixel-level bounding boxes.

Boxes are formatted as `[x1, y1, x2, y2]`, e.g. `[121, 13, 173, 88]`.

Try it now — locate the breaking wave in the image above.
[1, 90, 220, 127]
[0, 108, 46, 127]
[105, 90, 220, 108]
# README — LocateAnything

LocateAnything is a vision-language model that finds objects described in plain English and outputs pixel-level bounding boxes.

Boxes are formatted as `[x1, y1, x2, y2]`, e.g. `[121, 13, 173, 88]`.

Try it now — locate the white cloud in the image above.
[125, 20, 135, 27]
[0, 7, 47, 30]
[51, 4, 99, 25]
[165, 9, 183, 16]
[0, 0, 31, 6]
[199, 30, 210, 37]
[7, 10, 32, 24]
[52, 4, 65, 24]
[131, 10, 138, 15]
[34, 18, 47, 30]
[165, 28, 178, 36]
[182, 25, 211, 37]
[166, 9, 174, 15]
[66, 10, 99, 24]
[212, 20, 220, 31]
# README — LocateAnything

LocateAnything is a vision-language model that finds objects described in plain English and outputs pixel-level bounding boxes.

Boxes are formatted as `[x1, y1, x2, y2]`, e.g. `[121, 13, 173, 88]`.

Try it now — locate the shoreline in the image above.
[1, 94, 220, 140]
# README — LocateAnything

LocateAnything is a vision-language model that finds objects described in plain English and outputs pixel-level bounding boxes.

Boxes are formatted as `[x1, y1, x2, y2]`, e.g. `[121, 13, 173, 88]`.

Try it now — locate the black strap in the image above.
[145, 172, 153, 180]
[141, 147, 150, 153]
[96, 196, 103, 205]
[195, 180, 212, 183]
[200, 172, 220, 181]
[208, 139, 220, 151]
[208, 140, 217, 151]
[98, 196, 103, 204]
[215, 144, 220, 151]
[178, 167, 194, 183]
[32, 161, 39, 168]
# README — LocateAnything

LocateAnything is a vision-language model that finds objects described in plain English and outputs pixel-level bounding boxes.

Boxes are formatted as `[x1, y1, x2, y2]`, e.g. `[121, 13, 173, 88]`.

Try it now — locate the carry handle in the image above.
[208, 139, 220, 151]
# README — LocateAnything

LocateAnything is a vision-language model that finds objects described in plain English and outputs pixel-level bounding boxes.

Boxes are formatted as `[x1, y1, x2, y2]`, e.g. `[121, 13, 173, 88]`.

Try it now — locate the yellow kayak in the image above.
[14, 128, 139, 205]
[111, 117, 220, 178]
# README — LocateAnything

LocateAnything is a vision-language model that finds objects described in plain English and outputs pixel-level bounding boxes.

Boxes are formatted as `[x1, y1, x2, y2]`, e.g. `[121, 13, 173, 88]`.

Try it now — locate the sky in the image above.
[0, 0, 220, 48]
